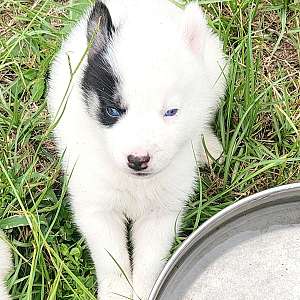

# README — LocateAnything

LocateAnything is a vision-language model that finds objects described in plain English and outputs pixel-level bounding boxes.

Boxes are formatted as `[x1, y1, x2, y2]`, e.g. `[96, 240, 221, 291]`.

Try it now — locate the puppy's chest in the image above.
[113, 178, 192, 219]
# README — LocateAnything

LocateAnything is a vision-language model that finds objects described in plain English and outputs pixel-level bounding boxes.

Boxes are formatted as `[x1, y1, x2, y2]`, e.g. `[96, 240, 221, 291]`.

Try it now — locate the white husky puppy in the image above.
[48, 0, 227, 299]
[0, 233, 11, 299]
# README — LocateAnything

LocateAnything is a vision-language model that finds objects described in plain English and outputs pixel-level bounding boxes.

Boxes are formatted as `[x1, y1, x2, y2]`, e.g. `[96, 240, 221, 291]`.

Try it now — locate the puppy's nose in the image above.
[127, 154, 150, 171]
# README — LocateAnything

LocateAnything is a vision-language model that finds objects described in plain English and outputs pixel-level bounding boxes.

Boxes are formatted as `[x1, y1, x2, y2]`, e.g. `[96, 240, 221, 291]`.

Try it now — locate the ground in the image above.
[0, 0, 299, 299]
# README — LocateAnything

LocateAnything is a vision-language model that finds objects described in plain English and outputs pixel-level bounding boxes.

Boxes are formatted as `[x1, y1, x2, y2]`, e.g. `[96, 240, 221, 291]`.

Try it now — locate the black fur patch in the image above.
[87, 1, 115, 53]
[82, 1, 125, 127]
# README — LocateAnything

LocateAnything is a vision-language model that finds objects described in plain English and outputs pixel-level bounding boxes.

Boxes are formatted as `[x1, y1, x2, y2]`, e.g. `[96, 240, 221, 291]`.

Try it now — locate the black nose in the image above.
[127, 154, 150, 171]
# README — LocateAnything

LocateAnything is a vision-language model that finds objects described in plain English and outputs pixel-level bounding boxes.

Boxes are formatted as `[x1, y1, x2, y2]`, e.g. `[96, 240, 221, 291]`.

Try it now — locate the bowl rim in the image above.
[149, 182, 300, 300]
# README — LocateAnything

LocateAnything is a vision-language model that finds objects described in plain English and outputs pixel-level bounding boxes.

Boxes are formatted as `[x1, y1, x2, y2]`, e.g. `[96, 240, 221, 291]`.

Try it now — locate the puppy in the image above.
[0, 233, 11, 299]
[47, 1, 227, 299]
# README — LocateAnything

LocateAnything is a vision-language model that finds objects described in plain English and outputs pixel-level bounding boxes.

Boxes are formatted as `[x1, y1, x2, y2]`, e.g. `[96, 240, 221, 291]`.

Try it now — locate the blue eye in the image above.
[164, 108, 178, 117]
[106, 107, 121, 118]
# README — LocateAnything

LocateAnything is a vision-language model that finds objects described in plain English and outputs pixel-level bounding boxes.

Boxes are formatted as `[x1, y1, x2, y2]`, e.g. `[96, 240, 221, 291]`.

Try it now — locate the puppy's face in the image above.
[82, 2, 225, 177]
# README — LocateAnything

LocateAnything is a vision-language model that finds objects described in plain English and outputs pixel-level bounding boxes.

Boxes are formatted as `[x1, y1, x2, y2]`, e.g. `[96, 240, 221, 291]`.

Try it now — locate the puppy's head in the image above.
[82, 1, 226, 177]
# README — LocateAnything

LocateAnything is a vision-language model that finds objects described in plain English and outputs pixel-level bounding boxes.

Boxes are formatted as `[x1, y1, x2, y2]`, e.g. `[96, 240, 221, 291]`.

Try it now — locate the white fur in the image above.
[47, 1, 227, 299]
[0, 233, 11, 300]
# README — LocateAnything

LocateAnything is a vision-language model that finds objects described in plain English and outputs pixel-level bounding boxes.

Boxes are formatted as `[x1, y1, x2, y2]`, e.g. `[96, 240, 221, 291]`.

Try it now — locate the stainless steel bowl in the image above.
[149, 183, 300, 300]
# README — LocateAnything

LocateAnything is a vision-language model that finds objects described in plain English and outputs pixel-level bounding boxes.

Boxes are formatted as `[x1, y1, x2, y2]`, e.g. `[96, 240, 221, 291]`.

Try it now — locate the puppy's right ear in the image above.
[87, 1, 115, 58]
[182, 2, 208, 56]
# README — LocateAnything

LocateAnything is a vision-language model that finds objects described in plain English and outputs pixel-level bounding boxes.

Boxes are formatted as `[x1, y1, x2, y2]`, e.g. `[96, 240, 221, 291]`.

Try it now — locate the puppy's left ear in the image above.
[182, 2, 208, 55]
[87, 1, 115, 59]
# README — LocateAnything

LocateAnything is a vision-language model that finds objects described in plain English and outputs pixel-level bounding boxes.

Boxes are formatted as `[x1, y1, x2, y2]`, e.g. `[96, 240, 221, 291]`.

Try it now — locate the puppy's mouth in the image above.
[135, 172, 151, 177]
[129, 171, 153, 178]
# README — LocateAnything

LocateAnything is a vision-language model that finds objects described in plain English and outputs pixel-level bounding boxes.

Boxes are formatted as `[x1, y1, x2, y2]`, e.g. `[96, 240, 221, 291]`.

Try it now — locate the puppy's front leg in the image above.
[132, 210, 180, 300]
[74, 208, 132, 300]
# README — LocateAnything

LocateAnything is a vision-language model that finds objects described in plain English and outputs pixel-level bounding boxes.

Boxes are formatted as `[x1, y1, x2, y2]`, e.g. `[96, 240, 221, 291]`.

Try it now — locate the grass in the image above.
[0, 0, 299, 298]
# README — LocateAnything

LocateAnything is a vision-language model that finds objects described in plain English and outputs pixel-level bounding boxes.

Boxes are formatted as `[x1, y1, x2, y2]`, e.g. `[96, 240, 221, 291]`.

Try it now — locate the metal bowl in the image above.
[149, 183, 300, 300]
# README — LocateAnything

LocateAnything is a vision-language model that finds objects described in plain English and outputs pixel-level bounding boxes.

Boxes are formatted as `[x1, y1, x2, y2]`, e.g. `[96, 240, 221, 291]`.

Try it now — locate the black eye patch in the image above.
[99, 98, 127, 126]
[81, 1, 125, 127]
[82, 51, 125, 127]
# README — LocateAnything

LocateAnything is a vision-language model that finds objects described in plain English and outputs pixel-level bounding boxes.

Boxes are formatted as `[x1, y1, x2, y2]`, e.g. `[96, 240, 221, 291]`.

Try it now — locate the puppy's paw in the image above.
[207, 138, 224, 163]
[132, 281, 152, 300]
[98, 275, 133, 300]
[199, 133, 224, 165]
